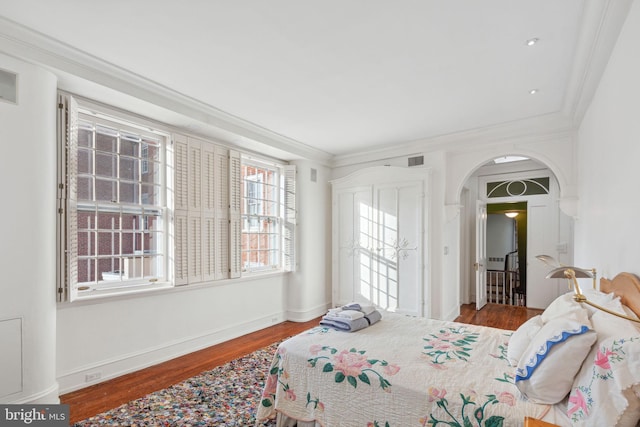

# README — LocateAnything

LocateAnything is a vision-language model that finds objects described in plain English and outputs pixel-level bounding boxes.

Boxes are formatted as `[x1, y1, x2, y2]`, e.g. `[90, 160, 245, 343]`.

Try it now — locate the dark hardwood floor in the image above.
[60, 303, 541, 424]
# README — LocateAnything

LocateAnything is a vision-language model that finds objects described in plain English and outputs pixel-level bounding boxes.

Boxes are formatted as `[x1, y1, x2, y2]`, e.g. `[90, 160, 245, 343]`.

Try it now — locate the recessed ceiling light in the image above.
[529, 89, 539, 95]
[526, 38, 539, 46]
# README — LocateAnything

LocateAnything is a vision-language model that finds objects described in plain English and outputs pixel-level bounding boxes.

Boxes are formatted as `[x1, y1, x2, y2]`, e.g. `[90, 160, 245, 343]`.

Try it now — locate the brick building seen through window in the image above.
[241, 163, 280, 272]
[75, 120, 164, 284]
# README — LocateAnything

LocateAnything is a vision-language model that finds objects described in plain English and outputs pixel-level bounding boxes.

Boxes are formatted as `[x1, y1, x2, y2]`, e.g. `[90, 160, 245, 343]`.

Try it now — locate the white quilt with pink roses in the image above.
[256, 312, 552, 427]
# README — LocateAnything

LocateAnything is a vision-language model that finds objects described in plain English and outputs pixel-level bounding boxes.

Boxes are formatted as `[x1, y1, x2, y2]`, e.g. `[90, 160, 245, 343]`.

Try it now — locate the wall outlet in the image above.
[85, 372, 101, 382]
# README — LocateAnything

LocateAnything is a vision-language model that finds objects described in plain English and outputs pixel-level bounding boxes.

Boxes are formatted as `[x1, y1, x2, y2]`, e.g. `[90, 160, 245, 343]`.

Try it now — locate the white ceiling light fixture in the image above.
[505, 212, 519, 218]
[529, 89, 539, 95]
[526, 37, 539, 46]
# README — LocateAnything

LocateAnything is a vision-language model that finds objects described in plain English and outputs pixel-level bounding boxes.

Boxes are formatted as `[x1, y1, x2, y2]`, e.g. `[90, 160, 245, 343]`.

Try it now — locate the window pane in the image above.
[77, 231, 95, 257]
[119, 157, 138, 181]
[95, 178, 116, 202]
[141, 161, 160, 184]
[96, 211, 119, 230]
[69, 109, 168, 295]
[143, 139, 161, 159]
[95, 152, 116, 178]
[120, 138, 138, 157]
[121, 231, 135, 256]
[77, 258, 96, 283]
[98, 258, 120, 281]
[77, 176, 94, 201]
[144, 232, 162, 254]
[95, 126, 117, 152]
[141, 183, 159, 205]
[77, 148, 93, 175]
[120, 182, 138, 204]
[78, 124, 93, 148]
[97, 231, 118, 255]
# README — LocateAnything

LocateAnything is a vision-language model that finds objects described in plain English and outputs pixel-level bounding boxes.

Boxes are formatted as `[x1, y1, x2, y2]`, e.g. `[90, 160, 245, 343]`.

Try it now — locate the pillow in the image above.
[621, 305, 640, 333]
[515, 317, 596, 404]
[567, 335, 640, 427]
[507, 315, 543, 366]
[541, 292, 591, 323]
[589, 298, 640, 341]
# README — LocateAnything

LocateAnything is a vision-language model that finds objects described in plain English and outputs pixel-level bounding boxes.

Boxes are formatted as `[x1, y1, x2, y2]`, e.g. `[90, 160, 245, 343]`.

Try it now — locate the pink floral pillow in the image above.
[568, 335, 640, 426]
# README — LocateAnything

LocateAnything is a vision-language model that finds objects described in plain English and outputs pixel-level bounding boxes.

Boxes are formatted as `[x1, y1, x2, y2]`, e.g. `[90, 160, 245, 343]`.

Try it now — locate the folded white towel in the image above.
[358, 304, 376, 315]
[335, 310, 364, 320]
[341, 302, 377, 315]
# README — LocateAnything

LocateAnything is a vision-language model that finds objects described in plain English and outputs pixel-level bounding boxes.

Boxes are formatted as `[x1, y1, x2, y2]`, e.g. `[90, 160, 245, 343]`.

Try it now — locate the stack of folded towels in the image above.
[319, 303, 382, 332]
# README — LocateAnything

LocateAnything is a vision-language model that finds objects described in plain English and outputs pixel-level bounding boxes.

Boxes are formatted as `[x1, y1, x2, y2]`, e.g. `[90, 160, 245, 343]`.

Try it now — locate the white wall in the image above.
[487, 215, 515, 270]
[56, 275, 287, 392]
[0, 56, 325, 396]
[286, 160, 332, 320]
[576, 0, 640, 279]
[0, 54, 58, 403]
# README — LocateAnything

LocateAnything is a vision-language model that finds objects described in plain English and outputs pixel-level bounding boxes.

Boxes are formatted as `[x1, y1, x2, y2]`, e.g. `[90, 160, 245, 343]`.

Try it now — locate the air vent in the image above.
[408, 156, 424, 167]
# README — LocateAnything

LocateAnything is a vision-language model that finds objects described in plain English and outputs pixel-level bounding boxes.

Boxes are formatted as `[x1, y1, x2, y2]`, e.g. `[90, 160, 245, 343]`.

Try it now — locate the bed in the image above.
[256, 272, 640, 427]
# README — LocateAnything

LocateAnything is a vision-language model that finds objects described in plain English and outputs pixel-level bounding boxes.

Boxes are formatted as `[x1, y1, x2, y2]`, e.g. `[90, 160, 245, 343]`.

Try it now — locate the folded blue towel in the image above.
[320, 316, 369, 332]
[364, 310, 382, 325]
[320, 310, 382, 332]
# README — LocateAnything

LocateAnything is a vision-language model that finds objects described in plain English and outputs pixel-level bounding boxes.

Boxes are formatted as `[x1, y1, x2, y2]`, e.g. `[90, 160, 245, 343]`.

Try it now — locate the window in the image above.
[57, 94, 296, 301]
[58, 95, 171, 301]
[241, 158, 296, 273]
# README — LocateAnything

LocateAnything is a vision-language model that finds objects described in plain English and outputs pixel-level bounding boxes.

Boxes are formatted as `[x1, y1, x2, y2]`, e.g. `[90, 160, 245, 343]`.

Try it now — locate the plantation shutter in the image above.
[173, 134, 189, 285]
[187, 138, 203, 282]
[201, 143, 216, 282]
[282, 165, 297, 272]
[215, 147, 230, 279]
[174, 213, 189, 285]
[228, 150, 242, 278]
[174, 136, 236, 284]
[174, 134, 188, 211]
[57, 94, 79, 301]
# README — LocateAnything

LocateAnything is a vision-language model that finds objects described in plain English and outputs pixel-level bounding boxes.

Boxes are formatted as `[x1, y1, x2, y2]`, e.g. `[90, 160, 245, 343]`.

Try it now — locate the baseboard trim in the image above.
[10, 383, 60, 404]
[57, 314, 280, 394]
[285, 303, 330, 322]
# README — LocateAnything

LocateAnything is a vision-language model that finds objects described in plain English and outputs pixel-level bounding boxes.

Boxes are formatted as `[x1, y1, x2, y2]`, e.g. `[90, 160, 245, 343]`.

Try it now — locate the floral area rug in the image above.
[74, 342, 280, 426]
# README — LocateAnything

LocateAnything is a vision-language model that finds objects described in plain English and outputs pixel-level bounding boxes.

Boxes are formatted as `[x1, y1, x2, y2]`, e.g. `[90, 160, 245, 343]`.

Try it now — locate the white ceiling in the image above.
[0, 1, 630, 161]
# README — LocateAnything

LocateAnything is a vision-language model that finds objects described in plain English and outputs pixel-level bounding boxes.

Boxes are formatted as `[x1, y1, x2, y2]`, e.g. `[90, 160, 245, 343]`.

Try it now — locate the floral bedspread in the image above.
[256, 312, 551, 427]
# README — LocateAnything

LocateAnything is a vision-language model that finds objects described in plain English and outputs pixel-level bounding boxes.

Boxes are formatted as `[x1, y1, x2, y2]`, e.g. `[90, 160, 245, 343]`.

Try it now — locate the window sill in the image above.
[60, 281, 174, 306]
[57, 271, 289, 307]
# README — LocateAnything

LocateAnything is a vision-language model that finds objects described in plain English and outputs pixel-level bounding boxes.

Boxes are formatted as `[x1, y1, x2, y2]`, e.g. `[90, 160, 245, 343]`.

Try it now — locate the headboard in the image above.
[600, 272, 640, 319]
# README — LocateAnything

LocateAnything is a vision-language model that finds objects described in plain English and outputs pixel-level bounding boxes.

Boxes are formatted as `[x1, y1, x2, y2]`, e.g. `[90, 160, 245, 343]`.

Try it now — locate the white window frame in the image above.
[240, 156, 296, 274]
[57, 94, 173, 301]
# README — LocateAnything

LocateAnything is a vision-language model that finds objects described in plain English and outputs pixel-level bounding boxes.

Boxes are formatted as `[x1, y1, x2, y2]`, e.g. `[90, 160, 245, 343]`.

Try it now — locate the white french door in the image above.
[475, 201, 488, 310]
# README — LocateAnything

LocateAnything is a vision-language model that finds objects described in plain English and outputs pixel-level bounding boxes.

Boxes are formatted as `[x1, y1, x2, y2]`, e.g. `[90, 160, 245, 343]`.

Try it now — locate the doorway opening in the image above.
[461, 156, 573, 313]
[486, 202, 527, 306]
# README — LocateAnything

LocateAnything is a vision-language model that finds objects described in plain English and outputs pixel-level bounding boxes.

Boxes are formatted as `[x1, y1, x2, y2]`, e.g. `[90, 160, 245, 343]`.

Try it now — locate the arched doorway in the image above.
[458, 156, 574, 310]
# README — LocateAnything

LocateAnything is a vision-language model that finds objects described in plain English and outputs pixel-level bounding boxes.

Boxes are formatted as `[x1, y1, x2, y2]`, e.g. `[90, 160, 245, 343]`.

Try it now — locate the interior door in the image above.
[475, 201, 488, 310]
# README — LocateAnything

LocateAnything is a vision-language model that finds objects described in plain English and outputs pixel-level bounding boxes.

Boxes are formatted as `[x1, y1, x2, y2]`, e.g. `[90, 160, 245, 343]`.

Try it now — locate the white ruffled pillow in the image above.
[507, 315, 543, 367]
[541, 289, 611, 323]
[515, 317, 596, 404]
[567, 335, 640, 426]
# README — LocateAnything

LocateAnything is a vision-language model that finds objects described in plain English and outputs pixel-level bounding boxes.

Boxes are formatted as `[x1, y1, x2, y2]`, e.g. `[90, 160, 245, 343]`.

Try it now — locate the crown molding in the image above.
[0, 16, 333, 165]
[562, 0, 635, 125]
[331, 112, 574, 168]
